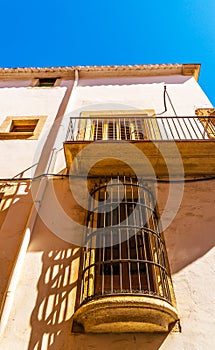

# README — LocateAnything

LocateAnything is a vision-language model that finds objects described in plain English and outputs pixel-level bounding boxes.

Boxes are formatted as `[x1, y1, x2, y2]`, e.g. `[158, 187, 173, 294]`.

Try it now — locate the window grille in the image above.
[91, 118, 144, 141]
[79, 176, 172, 306]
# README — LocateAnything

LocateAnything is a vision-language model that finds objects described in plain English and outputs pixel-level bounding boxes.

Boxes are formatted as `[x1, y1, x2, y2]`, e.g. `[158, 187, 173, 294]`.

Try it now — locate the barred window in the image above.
[79, 176, 172, 306]
[92, 119, 144, 140]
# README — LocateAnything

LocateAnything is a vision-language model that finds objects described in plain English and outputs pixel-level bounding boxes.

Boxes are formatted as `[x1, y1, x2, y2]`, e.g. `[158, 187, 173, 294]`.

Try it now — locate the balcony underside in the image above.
[72, 295, 179, 333]
[64, 140, 215, 177]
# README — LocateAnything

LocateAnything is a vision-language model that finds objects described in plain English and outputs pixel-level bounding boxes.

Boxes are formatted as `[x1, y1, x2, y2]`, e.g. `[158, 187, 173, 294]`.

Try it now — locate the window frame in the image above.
[0, 115, 47, 140]
[77, 110, 162, 141]
[31, 77, 61, 87]
[79, 177, 173, 305]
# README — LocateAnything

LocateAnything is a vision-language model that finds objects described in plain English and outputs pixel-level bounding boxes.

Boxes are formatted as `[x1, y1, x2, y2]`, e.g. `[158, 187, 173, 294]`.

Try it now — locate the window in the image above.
[0, 116, 47, 140]
[10, 119, 38, 133]
[76, 117, 146, 141]
[80, 176, 172, 304]
[73, 110, 161, 142]
[92, 119, 144, 141]
[37, 78, 57, 87]
[73, 176, 179, 333]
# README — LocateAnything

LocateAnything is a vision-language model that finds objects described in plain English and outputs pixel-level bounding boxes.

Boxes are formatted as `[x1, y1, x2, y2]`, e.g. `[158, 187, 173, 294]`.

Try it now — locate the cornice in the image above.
[0, 63, 201, 81]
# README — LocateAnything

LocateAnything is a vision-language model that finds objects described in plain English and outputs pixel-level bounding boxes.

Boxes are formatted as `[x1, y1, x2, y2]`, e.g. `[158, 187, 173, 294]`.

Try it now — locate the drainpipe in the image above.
[0, 69, 79, 336]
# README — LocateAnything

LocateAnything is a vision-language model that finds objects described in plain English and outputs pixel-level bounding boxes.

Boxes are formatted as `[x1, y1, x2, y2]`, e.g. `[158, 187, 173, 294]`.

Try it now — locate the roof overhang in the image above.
[0, 63, 201, 81]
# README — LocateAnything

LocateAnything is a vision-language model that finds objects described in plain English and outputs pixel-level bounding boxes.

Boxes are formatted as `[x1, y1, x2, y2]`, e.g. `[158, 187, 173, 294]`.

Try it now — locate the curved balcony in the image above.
[73, 177, 179, 333]
[73, 295, 179, 333]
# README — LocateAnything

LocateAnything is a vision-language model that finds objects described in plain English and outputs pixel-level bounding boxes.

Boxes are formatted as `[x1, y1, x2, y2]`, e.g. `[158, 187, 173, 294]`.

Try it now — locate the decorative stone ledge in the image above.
[72, 295, 179, 333]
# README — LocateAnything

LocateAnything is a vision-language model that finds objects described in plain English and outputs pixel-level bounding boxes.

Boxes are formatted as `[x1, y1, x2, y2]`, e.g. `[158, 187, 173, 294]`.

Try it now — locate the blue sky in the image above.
[1, 0, 215, 105]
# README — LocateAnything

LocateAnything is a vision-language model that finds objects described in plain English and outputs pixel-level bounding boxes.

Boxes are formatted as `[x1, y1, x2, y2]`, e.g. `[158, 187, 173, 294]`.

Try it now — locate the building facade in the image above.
[0, 64, 214, 349]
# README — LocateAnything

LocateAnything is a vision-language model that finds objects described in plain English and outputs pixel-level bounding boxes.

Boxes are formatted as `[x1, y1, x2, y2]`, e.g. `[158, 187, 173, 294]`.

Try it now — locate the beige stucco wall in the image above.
[0, 178, 214, 349]
[0, 181, 33, 314]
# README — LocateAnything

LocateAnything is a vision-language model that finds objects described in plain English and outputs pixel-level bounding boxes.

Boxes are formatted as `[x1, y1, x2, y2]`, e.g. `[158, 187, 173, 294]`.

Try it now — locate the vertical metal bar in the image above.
[159, 241, 169, 299]
[124, 177, 132, 291]
[110, 179, 113, 293]
[150, 116, 157, 140]
[160, 117, 168, 140]
[178, 117, 187, 139]
[166, 118, 176, 139]
[150, 209, 164, 298]
[80, 244, 87, 304]
[95, 119, 98, 140]
[141, 187, 151, 292]
[183, 117, 192, 139]
[102, 184, 107, 295]
[207, 118, 215, 138]
[89, 118, 92, 141]
[87, 241, 91, 299]
[188, 117, 200, 139]
[193, 117, 206, 139]
[125, 117, 128, 140]
[143, 190, 158, 295]
[133, 181, 141, 291]
[134, 117, 138, 140]
[142, 229, 151, 292]
[171, 117, 181, 140]
[118, 176, 123, 292]
[82, 118, 85, 141]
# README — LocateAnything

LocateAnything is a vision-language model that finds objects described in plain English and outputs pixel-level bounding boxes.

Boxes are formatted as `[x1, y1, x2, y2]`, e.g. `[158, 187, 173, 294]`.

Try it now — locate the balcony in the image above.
[72, 177, 179, 333]
[64, 114, 215, 177]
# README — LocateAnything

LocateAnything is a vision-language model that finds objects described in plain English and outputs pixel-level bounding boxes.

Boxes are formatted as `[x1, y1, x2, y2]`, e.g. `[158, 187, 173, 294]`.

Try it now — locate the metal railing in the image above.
[66, 116, 215, 141]
[80, 176, 172, 306]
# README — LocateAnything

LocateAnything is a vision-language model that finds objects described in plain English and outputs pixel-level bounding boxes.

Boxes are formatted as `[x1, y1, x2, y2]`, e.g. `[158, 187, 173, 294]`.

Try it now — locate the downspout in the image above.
[0, 69, 79, 336]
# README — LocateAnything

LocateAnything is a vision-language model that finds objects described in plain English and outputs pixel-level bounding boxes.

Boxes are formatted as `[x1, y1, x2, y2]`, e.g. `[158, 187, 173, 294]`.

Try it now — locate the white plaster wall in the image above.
[53, 74, 213, 174]
[0, 86, 67, 178]
[65, 75, 212, 115]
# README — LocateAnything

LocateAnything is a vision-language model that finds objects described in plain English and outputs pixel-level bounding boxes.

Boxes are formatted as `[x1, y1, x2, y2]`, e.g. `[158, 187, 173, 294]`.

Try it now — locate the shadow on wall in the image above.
[0, 180, 32, 310]
[26, 179, 215, 349]
[27, 244, 170, 350]
[78, 76, 191, 87]
[28, 247, 80, 350]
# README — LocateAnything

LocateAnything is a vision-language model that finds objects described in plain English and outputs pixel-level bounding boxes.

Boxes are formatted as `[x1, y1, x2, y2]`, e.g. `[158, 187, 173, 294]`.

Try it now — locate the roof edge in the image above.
[0, 63, 201, 81]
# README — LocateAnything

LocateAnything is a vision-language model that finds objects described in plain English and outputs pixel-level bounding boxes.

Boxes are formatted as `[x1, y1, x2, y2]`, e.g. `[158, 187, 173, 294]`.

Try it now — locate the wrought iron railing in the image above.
[80, 176, 172, 306]
[66, 116, 215, 142]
